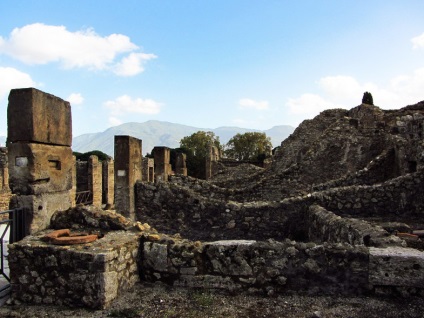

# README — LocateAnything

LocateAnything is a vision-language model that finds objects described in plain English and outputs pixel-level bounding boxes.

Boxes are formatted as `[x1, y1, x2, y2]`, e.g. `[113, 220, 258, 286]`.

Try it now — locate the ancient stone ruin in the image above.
[3, 88, 424, 309]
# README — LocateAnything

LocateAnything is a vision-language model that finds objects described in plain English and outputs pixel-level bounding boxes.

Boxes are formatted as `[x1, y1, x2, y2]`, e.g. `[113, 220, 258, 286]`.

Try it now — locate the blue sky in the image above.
[1, 1, 424, 138]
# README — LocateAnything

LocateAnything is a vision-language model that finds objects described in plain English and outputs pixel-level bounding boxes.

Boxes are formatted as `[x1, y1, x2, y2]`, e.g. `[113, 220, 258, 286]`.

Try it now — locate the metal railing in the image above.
[75, 191, 93, 205]
[0, 208, 27, 294]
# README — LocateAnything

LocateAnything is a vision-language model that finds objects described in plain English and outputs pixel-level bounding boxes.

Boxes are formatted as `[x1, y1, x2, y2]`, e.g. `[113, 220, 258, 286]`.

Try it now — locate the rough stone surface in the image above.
[369, 247, 424, 287]
[8, 143, 73, 195]
[8, 229, 140, 309]
[7, 88, 72, 146]
[114, 135, 142, 219]
[9, 191, 72, 234]
[50, 205, 133, 232]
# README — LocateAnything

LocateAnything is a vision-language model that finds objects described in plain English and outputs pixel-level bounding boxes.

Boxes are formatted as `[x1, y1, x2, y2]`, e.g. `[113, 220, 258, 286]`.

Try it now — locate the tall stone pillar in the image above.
[205, 145, 220, 180]
[102, 158, 114, 209]
[7, 88, 73, 234]
[142, 157, 154, 182]
[88, 155, 102, 207]
[153, 146, 171, 182]
[114, 135, 142, 220]
[175, 153, 187, 176]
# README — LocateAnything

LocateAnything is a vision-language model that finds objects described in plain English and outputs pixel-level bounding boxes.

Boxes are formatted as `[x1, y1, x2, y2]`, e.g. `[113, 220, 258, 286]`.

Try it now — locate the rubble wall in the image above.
[135, 169, 424, 241]
[8, 230, 139, 309]
[141, 238, 370, 296]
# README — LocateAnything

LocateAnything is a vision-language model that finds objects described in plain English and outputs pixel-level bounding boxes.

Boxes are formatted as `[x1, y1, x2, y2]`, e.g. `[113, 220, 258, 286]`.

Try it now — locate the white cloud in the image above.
[109, 116, 123, 127]
[287, 93, 336, 115]
[113, 52, 157, 76]
[287, 67, 424, 119]
[67, 93, 84, 105]
[0, 66, 36, 100]
[412, 32, 424, 49]
[389, 67, 424, 103]
[0, 23, 155, 76]
[104, 95, 162, 115]
[238, 98, 269, 110]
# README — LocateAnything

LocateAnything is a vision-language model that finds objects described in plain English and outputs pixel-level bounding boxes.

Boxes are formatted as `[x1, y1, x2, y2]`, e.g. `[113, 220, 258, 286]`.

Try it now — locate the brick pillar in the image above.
[88, 155, 102, 207]
[114, 135, 142, 220]
[102, 158, 114, 208]
[153, 146, 171, 182]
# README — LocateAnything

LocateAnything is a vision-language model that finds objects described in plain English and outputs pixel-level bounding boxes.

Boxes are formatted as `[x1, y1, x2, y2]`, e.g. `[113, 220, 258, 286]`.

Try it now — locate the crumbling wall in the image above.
[141, 235, 424, 297]
[135, 169, 424, 241]
[141, 237, 370, 296]
[8, 230, 139, 309]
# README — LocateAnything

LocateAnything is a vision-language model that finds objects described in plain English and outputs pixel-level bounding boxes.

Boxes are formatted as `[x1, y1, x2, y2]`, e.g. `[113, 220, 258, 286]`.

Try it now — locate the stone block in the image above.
[9, 191, 72, 234]
[8, 143, 73, 195]
[8, 88, 72, 146]
[369, 247, 424, 287]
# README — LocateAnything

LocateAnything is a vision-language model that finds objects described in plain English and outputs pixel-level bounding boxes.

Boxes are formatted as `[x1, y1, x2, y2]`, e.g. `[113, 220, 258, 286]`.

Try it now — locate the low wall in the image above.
[8, 230, 139, 309]
[8, 224, 423, 309]
[141, 235, 424, 297]
[141, 237, 370, 296]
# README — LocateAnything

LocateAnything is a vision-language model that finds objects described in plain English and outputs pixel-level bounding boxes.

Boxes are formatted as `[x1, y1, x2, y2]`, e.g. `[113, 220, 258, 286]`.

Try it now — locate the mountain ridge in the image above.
[72, 121, 295, 156]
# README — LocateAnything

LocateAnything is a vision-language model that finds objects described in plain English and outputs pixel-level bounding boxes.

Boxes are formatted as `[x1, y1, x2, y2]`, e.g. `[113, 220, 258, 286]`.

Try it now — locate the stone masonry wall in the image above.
[141, 236, 371, 296]
[135, 169, 424, 241]
[140, 234, 424, 297]
[8, 230, 139, 309]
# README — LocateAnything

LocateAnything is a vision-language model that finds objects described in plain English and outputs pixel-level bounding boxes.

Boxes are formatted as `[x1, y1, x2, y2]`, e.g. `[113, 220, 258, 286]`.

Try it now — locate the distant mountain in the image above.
[67, 120, 296, 157]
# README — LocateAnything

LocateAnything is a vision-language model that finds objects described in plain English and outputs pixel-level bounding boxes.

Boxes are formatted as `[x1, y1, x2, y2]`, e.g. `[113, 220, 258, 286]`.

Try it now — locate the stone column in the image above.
[205, 145, 220, 180]
[70, 155, 77, 207]
[7, 88, 73, 234]
[114, 135, 142, 220]
[153, 146, 171, 182]
[175, 153, 187, 176]
[102, 158, 114, 209]
[88, 155, 102, 207]
[142, 157, 154, 182]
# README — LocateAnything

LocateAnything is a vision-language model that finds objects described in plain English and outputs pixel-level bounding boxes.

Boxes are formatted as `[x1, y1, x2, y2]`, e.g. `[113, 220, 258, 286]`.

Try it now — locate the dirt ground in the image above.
[0, 282, 423, 318]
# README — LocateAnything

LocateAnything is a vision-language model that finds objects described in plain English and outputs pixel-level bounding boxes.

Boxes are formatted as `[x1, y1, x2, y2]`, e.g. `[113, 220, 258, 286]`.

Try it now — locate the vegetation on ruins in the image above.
[179, 131, 222, 179]
[73, 150, 111, 161]
[362, 91, 374, 105]
[224, 132, 272, 162]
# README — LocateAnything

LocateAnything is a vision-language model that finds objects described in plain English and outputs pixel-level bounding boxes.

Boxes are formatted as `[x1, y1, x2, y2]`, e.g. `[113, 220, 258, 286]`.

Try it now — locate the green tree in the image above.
[224, 132, 272, 162]
[362, 91, 374, 105]
[179, 131, 221, 178]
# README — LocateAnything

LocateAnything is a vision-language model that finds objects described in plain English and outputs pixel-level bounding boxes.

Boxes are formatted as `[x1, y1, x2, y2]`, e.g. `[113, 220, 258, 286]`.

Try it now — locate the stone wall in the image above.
[8, 230, 139, 309]
[135, 169, 424, 241]
[141, 236, 370, 296]
[141, 234, 423, 297]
